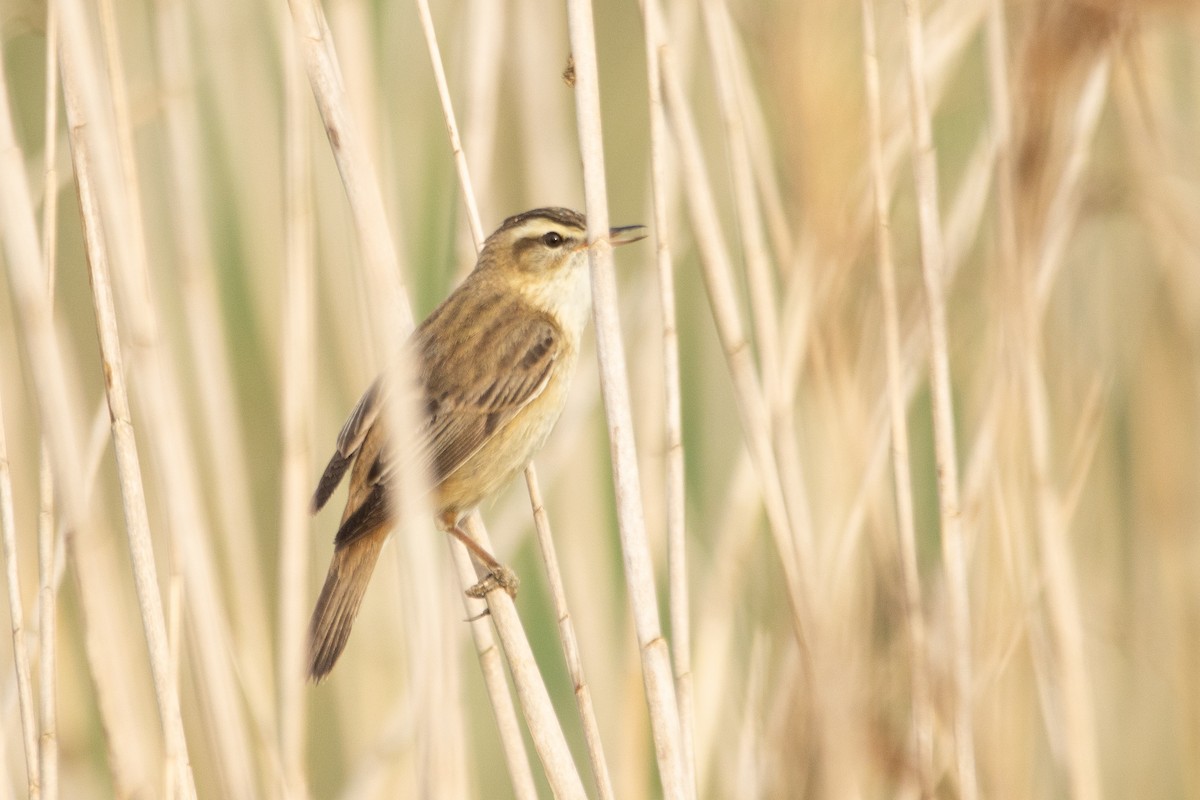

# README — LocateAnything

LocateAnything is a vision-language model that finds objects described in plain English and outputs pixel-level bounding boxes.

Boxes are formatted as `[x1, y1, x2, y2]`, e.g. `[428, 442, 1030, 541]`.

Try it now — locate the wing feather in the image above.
[370, 310, 561, 490]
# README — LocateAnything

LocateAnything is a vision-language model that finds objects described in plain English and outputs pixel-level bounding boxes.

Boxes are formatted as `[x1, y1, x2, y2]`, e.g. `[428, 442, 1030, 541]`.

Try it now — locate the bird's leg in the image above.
[439, 513, 520, 598]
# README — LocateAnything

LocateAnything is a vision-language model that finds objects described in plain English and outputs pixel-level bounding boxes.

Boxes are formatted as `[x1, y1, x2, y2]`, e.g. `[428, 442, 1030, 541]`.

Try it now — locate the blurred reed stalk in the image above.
[900, 1, 978, 796]
[638, 0, 695, 794]
[58, 32, 196, 797]
[860, 0, 934, 793]
[568, 0, 688, 796]
[36, 5, 61, 798]
[276, 9, 315, 796]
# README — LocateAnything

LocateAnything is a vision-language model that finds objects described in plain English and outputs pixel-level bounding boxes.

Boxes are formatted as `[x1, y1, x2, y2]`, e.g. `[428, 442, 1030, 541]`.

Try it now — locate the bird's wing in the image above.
[310, 376, 387, 513]
[369, 311, 563, 492]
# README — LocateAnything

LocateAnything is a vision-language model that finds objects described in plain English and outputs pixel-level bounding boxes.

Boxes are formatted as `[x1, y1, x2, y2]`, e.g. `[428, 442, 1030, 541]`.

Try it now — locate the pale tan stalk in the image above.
[1, 22, 155, 799]
[64, 0, 258, 791]
[446, 538, 539, 800]
[567, 1, 686, 796]
[283, 24, 435, 776]
[36, 460, 56, 800]
[286, 0, 412, 335]
[287, 25, 434, 785]
[0, 7, 86, 643]
[1032, 61, 1111, 310]
[525, 466, 616, 800]
[640, 0, 695, 794]
[900, 2, 978, 797]
[698, 0, 815, 642]
[1004, 25, 1108, 798]
[456, 519, 588, 800]
[511, 0, 579, 203]
[60, 57, 195, 797]
[721, 28, 793, 271]
[690, 449, 758, 794]
[733, 635, 766, 798]
[0, 392, 40, 797]
[414, 0, 484, 246]
[277, 17, 314, 797]
[861, 1, 934, 791]
[659, 47, 812, 640]
[699, 0, 779, 397]
[461, 0, 506, 225]
[154, 0, 276, 717]
[36, 6, 60, 797]
[834, 125, 997, 580]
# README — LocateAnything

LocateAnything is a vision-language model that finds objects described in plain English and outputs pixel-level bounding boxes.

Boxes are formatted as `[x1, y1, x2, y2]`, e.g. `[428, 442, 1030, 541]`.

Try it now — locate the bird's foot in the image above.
[466, 564, 520, 599]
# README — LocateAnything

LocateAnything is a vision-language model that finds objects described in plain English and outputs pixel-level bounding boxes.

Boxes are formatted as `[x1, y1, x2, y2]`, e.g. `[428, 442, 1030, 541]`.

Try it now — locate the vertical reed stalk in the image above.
[61, 54, 196, 797]
[452, 525, 588, 800]
[277, 14, 315, 795]
[639, 0, 695, 793]
[659, 46, 811, 640]
[525, 466, 616, 800]
[900, 1, 978, 796]
[861, 1, 934, 793]
[0, 393, 40, 797]
[36, 7, 61, 797]
[567, 1, 687, 796]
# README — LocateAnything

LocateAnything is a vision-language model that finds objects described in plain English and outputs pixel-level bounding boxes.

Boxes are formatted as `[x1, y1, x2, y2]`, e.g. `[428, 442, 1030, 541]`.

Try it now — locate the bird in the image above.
[306, 207, 646, 681]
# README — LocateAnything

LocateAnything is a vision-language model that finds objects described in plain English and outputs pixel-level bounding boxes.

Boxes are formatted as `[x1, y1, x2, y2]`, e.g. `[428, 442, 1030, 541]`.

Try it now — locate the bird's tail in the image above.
[307, 529, 386, 681]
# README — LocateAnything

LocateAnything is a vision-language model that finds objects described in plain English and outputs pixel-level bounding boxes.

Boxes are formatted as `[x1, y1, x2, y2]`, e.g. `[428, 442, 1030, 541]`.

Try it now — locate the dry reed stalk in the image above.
[699, 0, 780, 396]
[36, 7, 61, 797]
[524, 466, 616, 800]
[860, 1, 935, 793]
[0, 7, 87, 644]
[153, 0, 277, 716]
[286, 11, 421, 786]
[414, 0, 484, 245]
[1032, 61, 1111, 310]
[832, 1, 987, 280]
[567, 1, 687, 797]
[0, 393, 39, 797]
[900, 2, 979, 797]
[639, 0, 695, 793]
[461, 0, 505, 231]
[452, 525, 588, 800]
[277, 16, 315, 796]
[510, 0, 581, 205]
[36, 462, 56, 800]
[286, 0, 412, 334]
[59, 48, 196, 798]
[5, 22, 169, 798]
[1013, 50, 1109, 800]
[689, 448, 757, 792]
[1059, 381, 1105, 524]
[659, 46, 812, 641]
[449, 546, 540, 800]
[56, 399, 155, 794]
[732, 633, 766, 796]
[65, 0, 259, 790]
[705, 20, 817, 584]
[835, 124, 997, 595]
[4, 16, 165, 797]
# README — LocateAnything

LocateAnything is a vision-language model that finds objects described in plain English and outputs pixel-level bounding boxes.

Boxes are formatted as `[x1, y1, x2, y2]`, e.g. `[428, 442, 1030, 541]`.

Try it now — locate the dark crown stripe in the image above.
[497, 207, 585, 234]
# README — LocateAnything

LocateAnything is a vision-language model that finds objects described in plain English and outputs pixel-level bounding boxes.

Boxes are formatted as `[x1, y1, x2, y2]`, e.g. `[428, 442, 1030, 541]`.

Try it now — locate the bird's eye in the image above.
[541, 231, 565, 248]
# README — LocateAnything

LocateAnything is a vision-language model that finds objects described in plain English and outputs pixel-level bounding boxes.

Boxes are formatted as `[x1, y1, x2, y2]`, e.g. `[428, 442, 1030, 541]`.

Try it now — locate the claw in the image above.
[466, 565, 520, 599]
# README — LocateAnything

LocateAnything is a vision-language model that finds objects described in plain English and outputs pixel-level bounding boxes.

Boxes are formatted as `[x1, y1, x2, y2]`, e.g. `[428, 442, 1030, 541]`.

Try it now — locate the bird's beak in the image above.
[608, 225, 648, 247]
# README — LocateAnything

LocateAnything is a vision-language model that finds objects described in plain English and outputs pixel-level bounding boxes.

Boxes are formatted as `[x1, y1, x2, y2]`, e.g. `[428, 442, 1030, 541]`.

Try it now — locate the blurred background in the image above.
[2, 0, 1200, 797]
